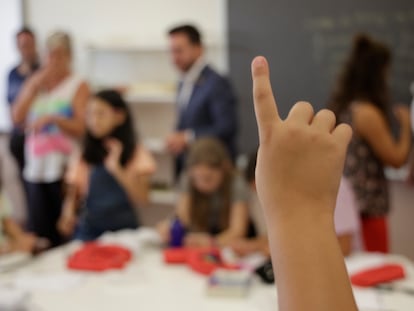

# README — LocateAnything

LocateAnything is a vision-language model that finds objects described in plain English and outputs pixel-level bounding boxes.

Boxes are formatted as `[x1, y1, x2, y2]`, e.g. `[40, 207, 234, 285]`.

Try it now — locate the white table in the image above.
[1, 230, 414, 311]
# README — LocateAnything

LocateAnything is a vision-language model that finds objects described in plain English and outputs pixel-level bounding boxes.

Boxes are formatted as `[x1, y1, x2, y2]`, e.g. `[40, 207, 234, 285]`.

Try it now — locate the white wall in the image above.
[0, 0, 23, 131]
[25, 0, 228, 86]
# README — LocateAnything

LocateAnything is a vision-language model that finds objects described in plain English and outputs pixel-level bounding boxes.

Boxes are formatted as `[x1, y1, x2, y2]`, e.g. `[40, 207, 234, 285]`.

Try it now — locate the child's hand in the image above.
[252, 56, 352, 220]
[184, 233, 212, 248]
[13, 233, 37, 253]
[230, 239, 262, 256]
[57, 210, 77, 237]
[104, 139, 123, 173]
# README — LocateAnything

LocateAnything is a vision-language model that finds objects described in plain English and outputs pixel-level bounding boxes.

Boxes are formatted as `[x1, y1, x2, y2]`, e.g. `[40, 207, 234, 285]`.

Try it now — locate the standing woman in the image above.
[329, 34, 411, 253]
[12, 32, 89, 247]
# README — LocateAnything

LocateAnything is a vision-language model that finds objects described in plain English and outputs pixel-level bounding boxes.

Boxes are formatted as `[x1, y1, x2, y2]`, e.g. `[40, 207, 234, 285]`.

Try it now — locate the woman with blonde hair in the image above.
[13, 31, 89, 247]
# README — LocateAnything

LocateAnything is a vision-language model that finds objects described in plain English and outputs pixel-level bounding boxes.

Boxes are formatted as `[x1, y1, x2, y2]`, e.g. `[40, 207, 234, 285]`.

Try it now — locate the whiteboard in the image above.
[0, 0, 23, 132]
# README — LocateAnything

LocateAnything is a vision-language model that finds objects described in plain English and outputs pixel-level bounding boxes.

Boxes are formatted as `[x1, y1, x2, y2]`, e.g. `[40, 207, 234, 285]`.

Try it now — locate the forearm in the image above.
[268, 210, 357, 311]
[12, 83, 38, 125]
[3, 219, 26, 241]
[53, 116, 85, 138]
[62, 187, 80, 215]
[215, 228, 245, 246]
[111, 169, 150, 206]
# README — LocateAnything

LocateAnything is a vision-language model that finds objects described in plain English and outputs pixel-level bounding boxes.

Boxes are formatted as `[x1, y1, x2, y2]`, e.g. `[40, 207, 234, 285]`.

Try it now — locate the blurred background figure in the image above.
[58, 90, 156, 241]
[158, 138, 248, 247]
[329, 34, 411, 253]
[8, 27, 39, 175]
[0, 27, 39, 226]
[12, 31, 90, 247]
[165, 25, 238, 177]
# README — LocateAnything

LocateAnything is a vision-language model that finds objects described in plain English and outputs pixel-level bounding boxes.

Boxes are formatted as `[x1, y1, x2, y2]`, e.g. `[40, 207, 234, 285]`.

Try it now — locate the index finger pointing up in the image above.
[252, 56, 280, 141]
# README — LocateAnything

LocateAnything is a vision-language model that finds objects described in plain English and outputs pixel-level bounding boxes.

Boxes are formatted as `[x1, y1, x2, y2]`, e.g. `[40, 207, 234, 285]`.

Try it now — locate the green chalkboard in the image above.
[229, 0, 414, 153]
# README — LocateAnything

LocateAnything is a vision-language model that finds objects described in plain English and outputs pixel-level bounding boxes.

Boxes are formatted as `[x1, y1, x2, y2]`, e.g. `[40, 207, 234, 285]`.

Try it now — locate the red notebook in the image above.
[351, 263, 405, 287]
[68, 243, 132, 272]
[163, 247, 239, 275]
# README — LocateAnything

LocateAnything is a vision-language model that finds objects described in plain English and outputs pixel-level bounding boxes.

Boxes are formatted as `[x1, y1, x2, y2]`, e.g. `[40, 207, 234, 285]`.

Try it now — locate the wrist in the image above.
[264, 200, 335, 228]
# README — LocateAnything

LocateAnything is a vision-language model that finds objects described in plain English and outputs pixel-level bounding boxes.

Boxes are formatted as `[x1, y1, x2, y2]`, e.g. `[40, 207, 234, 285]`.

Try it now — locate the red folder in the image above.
[351, 263, 405, 287]
[68, 243, 132, 272]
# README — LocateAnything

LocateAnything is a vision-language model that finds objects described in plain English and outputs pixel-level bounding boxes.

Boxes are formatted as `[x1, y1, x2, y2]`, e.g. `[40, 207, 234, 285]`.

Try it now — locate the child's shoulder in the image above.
[129, 145, 157, 175]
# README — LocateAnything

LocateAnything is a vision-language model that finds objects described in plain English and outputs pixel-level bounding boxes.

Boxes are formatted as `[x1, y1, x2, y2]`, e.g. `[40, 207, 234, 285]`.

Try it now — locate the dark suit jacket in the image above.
[176, 65, 238, 159]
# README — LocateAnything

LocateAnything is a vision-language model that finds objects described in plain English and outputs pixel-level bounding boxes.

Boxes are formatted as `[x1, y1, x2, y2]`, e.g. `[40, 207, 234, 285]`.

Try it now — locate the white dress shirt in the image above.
[176, 57, 207, 110]
[176, 57, 207, 142]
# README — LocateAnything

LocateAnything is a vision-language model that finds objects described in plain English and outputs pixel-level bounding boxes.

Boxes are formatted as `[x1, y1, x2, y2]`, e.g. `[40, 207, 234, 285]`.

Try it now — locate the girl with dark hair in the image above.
[329, 34, 411, 253]
[57, 90, 156, 241]
[158, 138, 248, 247]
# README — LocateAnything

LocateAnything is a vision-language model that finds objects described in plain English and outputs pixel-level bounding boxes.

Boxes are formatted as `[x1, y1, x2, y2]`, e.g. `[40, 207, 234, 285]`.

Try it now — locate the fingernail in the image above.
[255, 56, 265, 67]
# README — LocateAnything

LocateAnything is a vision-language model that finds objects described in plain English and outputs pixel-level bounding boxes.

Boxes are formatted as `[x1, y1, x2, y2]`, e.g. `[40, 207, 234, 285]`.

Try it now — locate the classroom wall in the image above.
[24, 0, 229, 86]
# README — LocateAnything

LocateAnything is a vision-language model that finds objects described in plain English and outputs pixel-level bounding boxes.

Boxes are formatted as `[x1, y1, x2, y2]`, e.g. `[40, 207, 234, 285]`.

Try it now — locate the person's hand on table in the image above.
[57, 209, 77, 238]
[230, 239, 263, 256]
[166, 131, 190, 155]
[184, 233, 212, 248]
[13, 233, 37, 253]
[156, 220, 172, 245]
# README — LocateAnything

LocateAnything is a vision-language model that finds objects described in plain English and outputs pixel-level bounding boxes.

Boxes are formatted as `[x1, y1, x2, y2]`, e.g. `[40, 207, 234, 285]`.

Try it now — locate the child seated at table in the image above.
[57, 90, 156, 241]
[0, 193, 37, 254]
[157, 138, 249, 247]
[231, 152, 361, 257]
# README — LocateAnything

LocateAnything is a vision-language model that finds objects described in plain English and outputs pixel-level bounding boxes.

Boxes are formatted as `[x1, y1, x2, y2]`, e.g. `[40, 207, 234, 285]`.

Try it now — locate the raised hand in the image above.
[252, 56, 352, 218]
[251, 56, 357, 311]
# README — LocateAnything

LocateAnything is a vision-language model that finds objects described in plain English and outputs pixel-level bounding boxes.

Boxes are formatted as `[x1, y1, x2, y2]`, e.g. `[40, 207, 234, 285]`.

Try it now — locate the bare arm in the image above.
[337, 233, 353, 257]
[111, 170, 151, 206]
[52, 82, 89, 138]
[3, 218, 26, 241]
[252, 56, 357, 311]
[354, 103, 411, 168]
[12, 76, 40, 125]
[57, 185, 80, 237]
[215, 201, 248, 246]
[104, 140, 153, 207]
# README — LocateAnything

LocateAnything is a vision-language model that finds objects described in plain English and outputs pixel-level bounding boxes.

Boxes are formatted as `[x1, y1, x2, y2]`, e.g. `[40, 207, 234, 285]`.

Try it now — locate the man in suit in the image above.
[7, 27, 39, 173]
[166, 25, 237, 175]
